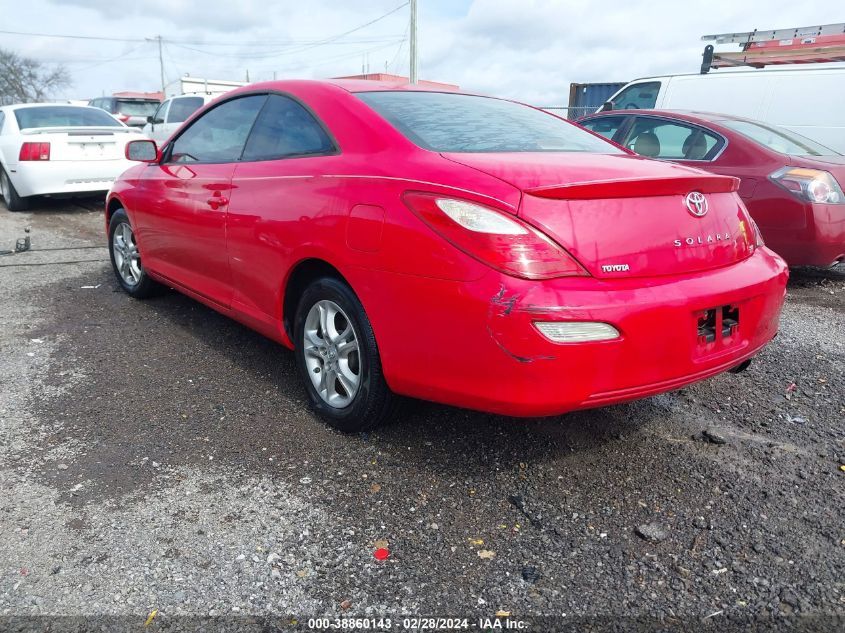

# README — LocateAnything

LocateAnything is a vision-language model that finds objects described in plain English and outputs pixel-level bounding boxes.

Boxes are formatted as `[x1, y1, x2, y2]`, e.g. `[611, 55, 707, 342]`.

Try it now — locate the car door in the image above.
[145, 99, 169, 142]
[620, 115, 768, 208]
[226, 93, 340, 324]
[132, 94, 267, 306]
[620, 116, 726, 162]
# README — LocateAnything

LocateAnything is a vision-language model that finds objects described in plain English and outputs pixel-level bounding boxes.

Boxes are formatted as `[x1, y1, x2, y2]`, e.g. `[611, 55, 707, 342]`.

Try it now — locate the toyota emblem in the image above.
[685, 191, 708, 217]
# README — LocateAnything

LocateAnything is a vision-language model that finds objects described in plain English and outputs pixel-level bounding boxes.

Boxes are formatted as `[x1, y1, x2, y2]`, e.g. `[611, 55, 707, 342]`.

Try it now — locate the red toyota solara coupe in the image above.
[579, 109, 845, 267]
[107, 80, 788, 431]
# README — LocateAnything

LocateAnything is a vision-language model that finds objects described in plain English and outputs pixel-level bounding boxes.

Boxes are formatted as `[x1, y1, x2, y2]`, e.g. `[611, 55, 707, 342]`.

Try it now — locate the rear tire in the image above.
[108, 209, 160, 298]
[294, 277, 400, 432]
[0, 168, 30, 212]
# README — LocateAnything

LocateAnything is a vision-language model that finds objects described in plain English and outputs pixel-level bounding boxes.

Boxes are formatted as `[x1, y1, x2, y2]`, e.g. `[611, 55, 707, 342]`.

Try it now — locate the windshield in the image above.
[115, 100, 160, 116]
[719, 119, 838, 156]
[14, 106, 123, 129]
[611, 81, 660, 110]
[357, 91, 621, 153]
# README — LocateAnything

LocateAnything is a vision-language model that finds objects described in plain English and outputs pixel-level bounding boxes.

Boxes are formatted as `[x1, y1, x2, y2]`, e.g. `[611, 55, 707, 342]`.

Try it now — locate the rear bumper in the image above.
[358, 247, 788, 417]
[806, 202, 845, 266]
[10, 160, 134, 198]
[766, 202, 845, 267]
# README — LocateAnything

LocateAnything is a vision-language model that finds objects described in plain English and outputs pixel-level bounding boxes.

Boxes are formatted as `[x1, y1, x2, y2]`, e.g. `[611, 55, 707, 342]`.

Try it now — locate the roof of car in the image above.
[581, 108, 763, 127]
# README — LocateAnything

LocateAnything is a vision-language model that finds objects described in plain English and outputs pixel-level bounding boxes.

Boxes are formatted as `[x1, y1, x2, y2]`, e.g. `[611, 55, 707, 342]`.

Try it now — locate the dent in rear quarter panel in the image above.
[224, 164, 490, 346]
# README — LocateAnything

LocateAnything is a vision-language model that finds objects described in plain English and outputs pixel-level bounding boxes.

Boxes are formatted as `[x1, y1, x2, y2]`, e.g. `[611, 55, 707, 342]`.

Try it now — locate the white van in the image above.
[602, 66, 845, 153]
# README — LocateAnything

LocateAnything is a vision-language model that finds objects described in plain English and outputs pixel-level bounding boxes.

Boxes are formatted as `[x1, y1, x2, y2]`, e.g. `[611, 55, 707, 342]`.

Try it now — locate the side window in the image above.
[0, 111, 5, 134]
[580, 116, 627, 142]
[612, 81, 661, 110]
[151, 100, 169, 124]
[167, 97, 204, 124]
[242, 94, 335, 161]
[624, 118, 724, 160]
[101, 99, 114, 114]
[168, 95, 266, 163]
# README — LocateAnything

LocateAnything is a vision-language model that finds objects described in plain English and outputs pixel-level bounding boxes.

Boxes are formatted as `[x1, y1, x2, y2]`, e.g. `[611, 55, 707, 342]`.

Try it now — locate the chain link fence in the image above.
[539, 106, 596, 121]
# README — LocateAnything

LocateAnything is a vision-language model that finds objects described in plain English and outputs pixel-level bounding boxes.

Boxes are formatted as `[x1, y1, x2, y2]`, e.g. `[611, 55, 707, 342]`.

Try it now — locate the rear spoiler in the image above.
[525, 175, 740, 200]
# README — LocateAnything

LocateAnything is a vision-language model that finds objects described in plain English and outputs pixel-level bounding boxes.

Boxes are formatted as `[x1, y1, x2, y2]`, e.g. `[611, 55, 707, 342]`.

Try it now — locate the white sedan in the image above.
[0, 103, 142, 211]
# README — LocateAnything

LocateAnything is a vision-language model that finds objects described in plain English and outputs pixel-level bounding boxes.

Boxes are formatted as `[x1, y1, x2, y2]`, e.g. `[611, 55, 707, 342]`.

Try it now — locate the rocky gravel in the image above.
[0, 200, 843, 632]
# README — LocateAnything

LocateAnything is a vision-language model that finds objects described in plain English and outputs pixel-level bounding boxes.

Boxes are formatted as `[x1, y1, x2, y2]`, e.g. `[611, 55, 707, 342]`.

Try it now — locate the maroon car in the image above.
[579, 110, 845, 267]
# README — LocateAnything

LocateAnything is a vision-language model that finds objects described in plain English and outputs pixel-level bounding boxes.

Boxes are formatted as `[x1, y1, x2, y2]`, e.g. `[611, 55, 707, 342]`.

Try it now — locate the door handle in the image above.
[206, 195, 229, 209]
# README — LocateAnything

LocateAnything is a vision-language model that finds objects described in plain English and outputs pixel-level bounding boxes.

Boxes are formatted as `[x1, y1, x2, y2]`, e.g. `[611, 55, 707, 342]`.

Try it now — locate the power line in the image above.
[0, 29, 146, 43]
[295, 1, 409, 50]
[165, 35, 405, 48]
[0, 4, 410, 50]
[389, 21, 410, 73]
[166, 37, 404, 61]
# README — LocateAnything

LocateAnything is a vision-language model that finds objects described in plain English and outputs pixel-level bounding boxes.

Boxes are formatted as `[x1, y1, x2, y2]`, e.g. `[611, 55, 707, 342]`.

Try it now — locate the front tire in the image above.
[0, 168, 30, 212]
[294, 277, 399, 432]
[108, 209, 160, 298]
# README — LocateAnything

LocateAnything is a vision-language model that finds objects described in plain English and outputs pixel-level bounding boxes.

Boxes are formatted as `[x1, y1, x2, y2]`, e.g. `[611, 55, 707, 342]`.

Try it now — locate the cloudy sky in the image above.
[1, 0, 840, 105]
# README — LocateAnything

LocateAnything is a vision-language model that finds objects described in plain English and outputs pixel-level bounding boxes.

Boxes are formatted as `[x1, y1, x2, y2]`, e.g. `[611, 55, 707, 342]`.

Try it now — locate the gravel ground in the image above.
[0, 200, 843, 632]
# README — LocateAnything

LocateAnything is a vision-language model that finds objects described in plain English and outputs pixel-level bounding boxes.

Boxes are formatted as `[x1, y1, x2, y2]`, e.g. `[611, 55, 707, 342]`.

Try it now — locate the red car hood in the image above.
[441, 152, 756, 279]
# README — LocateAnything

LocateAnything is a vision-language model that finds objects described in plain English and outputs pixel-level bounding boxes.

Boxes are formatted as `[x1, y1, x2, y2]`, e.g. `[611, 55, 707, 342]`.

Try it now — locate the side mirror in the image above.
[146, 115, 154, 124]
[599, 101, 614, 112]
[126, 139, 159, 163]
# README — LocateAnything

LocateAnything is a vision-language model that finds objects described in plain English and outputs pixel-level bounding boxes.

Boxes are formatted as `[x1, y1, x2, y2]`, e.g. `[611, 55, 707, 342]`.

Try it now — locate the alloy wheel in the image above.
[112, 222, 142, 286]
[0, 171, 9, 201]
[302, 299, 361, 408]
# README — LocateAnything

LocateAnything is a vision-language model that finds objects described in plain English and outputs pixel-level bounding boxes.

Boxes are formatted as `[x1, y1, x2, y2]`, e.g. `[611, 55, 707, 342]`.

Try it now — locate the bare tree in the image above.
[0, 48, 71, 105]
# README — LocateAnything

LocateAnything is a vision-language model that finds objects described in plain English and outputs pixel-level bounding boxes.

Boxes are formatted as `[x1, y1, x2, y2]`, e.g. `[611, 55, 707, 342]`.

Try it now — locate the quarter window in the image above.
[580, 116, 626, 142]
[168, 95, 266, 163]
[624, 118, 724, 161]
[242, 95, 335, 161]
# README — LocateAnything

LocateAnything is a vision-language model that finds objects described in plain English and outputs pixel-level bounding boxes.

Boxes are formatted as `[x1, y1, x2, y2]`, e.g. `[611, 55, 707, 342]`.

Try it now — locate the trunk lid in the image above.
[442, 152, 755, 278]
[21, 127, 138, 161]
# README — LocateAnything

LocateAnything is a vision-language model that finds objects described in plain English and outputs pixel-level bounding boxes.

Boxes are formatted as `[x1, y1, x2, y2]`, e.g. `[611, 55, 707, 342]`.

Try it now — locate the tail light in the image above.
[19, 142, 51, 161]
[770, 167, 844, 204]
[748, 216, 765, 247]
[737, 199, 765, 248]
[117, 114, 131, 123]
[403, 191, 588, 280]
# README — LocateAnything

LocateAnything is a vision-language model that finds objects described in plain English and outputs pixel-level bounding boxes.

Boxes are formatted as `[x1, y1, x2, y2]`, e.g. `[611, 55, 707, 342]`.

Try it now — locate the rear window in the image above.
[14, 106, 123, 129]
[718, 119, 838, 156]
[115, 100, 159, 116]
[357, 91, 620, 153]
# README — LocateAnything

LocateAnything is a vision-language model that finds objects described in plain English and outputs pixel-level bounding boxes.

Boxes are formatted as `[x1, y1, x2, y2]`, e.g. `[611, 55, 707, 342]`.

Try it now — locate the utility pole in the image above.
[409, 0, 418, 84]
[156, 36, 165, 96]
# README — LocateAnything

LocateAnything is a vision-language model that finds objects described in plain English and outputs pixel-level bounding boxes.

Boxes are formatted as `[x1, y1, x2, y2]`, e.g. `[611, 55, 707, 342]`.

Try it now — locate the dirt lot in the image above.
[0, 199, 843, 631]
